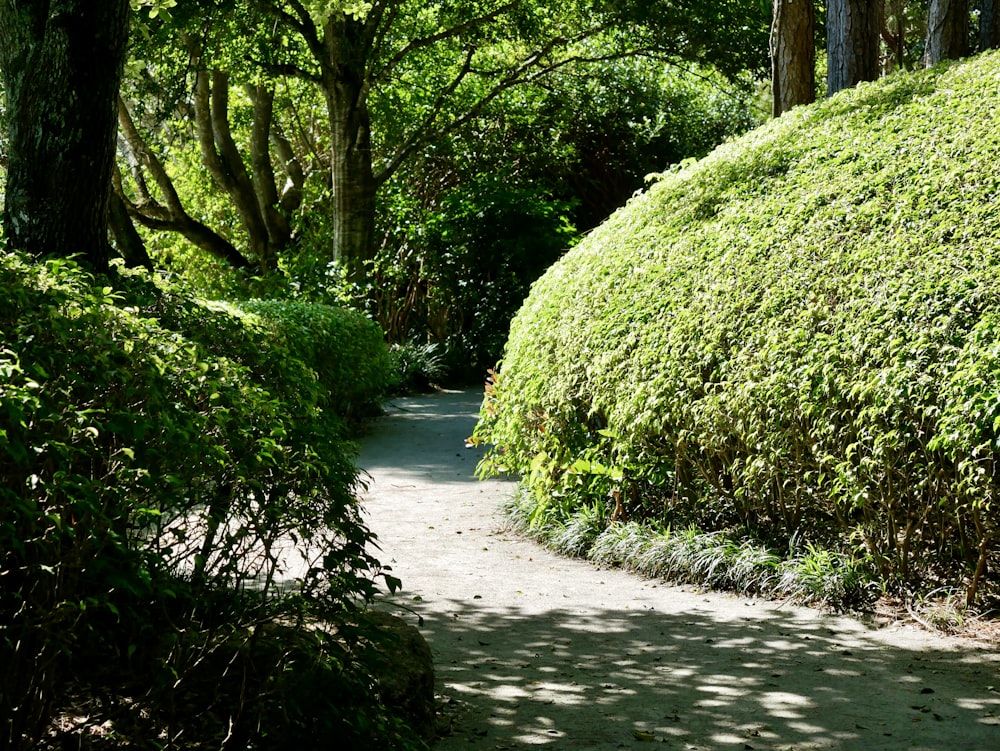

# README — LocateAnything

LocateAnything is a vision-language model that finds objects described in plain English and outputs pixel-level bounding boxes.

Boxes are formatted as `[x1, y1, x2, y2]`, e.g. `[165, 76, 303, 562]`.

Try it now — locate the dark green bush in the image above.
[117, 277, 393, 418]
[476, 51, 1000, 607]
[0, 252, 410, 749]
[235, 298, 394, 415]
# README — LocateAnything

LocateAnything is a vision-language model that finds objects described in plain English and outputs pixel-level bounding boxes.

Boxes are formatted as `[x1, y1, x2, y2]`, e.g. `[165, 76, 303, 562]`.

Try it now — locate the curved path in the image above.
[358, 388, 1000, 750]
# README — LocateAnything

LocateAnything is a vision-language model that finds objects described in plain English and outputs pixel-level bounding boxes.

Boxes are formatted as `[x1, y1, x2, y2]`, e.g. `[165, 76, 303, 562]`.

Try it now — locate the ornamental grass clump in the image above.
[477, 51, 1000, 610]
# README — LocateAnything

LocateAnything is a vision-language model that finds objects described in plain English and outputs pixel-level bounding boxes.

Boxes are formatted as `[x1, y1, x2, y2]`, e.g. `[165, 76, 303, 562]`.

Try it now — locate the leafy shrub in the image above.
[117, 277, 393, 418]
[387, 340, 449, 394]
[369, 59, 761, 382]
[0, 252, 410, 749]
[372, 177, 578, 379]
[235, 298, 394, 416]
[476, 51, 1000, 607]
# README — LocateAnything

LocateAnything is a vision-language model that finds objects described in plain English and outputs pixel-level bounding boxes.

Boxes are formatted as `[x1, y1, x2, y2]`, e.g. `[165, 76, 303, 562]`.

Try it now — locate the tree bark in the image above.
[245, 85, 293, 250]
[0, 0, 130, 272]
[116, 100, 253, 269]
[925, 0, 970, 66]
[192, 67, 279, 270]
[771, 0, 816, 117]
[827, 0, 881, 96]
[108, 190, 153, 270]
[320, 15, 377, 281]
[881, 0, 907, 72]
[981, 0, 1000, 50]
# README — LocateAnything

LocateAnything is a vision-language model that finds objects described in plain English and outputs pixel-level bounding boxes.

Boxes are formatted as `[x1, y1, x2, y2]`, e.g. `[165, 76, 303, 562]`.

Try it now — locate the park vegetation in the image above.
[0, 250, 413, 749]
[0, 1, 767, 747]
[475, 50, 1000, 622]
[6, 0, 1000, 747]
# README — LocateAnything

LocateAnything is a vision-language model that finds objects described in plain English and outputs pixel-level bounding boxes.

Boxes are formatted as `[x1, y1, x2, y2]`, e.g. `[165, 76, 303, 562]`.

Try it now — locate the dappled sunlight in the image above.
[386, 596, 1000, 750]
[360, 389, 1000, 749]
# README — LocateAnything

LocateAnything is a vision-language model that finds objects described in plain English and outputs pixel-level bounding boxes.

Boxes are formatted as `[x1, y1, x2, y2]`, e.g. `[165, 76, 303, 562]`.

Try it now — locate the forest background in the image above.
[1, 1, 998, 749]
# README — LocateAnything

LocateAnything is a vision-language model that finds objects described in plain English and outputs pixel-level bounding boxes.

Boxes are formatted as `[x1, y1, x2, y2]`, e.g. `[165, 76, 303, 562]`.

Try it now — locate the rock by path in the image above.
[358, 388, 1000, 751]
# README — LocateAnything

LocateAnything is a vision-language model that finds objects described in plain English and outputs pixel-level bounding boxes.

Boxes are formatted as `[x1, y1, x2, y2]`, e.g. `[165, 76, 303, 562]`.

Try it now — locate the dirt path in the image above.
[358, 388, 1000, 751]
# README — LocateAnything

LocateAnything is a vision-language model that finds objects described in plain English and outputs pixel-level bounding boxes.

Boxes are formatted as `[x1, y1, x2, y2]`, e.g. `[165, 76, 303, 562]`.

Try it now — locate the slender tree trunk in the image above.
[245, 85, 293, 249]
[881, 0, 907, 72]
[321, 15, 377, 281]
[771, 0, 816, 117]
[269, 121, 306, 214]
[925, 0, 970, 66]
[108, 191, 153, 270]
[982, 0, 1000, 50]
[827, 0, 881, 96]
[192, 67, 278, 270]
[0, 0, 130, 272]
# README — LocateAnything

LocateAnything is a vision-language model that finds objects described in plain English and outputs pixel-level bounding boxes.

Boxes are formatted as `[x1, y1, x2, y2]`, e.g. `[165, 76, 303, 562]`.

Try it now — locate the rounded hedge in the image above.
[477, 51, 1000, 605]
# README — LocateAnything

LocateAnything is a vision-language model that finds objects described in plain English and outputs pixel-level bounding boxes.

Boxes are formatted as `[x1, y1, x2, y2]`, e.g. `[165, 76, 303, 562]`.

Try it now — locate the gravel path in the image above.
[358, 388, 1000, 750]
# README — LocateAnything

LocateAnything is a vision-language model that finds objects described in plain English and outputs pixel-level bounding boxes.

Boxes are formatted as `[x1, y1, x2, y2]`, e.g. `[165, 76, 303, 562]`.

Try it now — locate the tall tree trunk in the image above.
[321, 15, 377, 282]
[245, 85, 293, 249]
[925, 0, 970, 66]
[192, 67, 278, 270]
[827, 0, 881, 96]
[771, 0, 816, 117]
[881, 0, 907, 72]
[981, 0, 1000, 50]
[0, 0, 130, 272]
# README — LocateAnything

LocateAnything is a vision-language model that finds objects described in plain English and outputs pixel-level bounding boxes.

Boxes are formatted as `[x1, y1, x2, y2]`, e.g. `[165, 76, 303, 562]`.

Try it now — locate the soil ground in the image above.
[358, 388, 1000, 751]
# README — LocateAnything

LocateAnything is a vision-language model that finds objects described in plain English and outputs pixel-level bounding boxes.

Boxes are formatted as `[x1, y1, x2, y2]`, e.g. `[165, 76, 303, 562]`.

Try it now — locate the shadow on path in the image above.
[359, 388, 1000, 750]
[359, 389, 491, 486]
[406, 596, 1000, 750]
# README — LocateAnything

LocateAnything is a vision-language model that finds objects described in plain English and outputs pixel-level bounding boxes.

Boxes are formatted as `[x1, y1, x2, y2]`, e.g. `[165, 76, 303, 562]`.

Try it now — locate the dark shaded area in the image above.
[395, 597, 1000, 750]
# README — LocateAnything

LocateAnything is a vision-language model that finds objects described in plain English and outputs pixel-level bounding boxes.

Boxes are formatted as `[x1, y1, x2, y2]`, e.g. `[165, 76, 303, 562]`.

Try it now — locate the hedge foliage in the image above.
[476, 51, 1000, 606]
[0, 252, 410, 749]
[119, 281, 394, 417]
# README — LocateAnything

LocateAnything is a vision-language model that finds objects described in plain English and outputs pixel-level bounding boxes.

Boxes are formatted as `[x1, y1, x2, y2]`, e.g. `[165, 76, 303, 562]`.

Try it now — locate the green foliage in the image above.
[387, 340, 449, 394]
[115, 275, 392, 416]
[235, 298, 394, 415]
[476, 51, 1000, 608]
[370, 58, 761, 381]
[0, 251, 409, 748]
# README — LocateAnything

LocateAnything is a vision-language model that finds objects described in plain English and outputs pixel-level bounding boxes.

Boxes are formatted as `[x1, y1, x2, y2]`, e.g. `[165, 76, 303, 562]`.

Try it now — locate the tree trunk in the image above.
[771, 0, 816, 117]
[245, 85, 293, 249]
[116, 100, 253, 269]
[981, 0, 1000, 50]
[321, 15, 377, 282]
[925, 0, 970, 66]
[108, 190, 153, 270]
[827, 0, 881, 96]
[192, 67, 278, 270]
[881, 1, 907, 73]
[269, 121, 306, 215]
[0, 0, 130, 272]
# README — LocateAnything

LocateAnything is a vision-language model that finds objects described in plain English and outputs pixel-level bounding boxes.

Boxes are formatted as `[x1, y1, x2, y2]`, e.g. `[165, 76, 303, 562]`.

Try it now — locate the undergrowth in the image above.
[501, 494, 873, 610]
[0, 251, 419, 750]
[476, 51, 1000, 613]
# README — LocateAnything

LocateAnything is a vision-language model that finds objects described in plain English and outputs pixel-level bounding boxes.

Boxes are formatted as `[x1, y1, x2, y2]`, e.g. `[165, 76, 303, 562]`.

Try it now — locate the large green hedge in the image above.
[0, 253, 411, 749]
[476, 51, 1000, 607]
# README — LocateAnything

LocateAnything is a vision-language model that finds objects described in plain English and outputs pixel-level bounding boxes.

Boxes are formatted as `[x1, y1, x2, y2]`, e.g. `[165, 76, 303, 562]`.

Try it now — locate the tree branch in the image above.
[372, 0, 524, 84]
[374, 21, 626, 185]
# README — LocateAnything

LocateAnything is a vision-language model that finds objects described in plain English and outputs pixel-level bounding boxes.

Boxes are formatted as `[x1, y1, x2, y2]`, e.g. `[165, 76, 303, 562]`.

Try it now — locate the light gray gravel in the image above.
[359, 388, 1000, 750]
